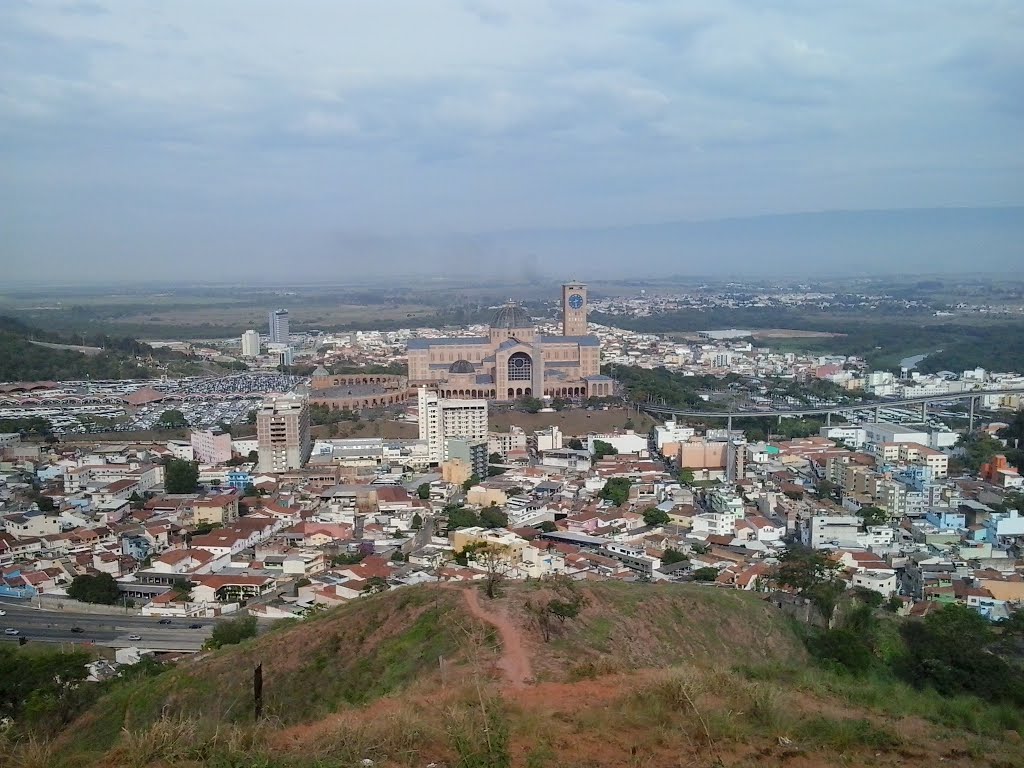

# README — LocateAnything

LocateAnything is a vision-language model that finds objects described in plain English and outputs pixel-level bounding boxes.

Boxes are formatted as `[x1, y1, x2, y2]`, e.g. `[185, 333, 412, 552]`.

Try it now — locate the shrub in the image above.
[204, 616, 257, 650]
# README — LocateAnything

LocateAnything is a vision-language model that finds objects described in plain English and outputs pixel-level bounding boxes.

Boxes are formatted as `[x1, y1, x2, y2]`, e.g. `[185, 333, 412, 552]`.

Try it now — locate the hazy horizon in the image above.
[2, 1, 1022, 282]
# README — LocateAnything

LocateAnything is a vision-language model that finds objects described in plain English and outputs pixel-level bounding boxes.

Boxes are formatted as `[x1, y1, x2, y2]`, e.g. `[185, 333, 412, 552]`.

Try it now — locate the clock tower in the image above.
[561, 281, 588, 337]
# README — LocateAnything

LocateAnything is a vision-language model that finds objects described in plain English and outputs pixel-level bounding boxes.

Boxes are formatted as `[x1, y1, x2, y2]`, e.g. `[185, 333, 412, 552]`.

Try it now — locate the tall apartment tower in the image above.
[418, 387, 488, 465]
[241, 329, 261, 357]
[268, 309, 289, 344]
[417, 388, 443, 465]
[256, 392, 310, 472]
[561, 281, 588, 337]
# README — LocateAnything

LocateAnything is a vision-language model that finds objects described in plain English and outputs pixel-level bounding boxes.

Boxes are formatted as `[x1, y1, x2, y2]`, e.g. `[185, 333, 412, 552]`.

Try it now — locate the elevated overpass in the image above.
[634, 387, 1024, 432]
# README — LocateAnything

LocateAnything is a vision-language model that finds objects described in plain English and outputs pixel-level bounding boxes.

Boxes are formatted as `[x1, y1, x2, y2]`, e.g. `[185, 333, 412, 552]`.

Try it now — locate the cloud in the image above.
[0, 0, 1022, 281]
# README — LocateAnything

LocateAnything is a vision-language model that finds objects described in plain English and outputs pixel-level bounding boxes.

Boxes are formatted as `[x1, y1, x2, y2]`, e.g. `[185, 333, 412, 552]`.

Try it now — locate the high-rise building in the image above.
[268, 309, 289, 344]
[256, 392, 310, 472]
[418, 387, 488, 465]
[241, 329, 261, 357]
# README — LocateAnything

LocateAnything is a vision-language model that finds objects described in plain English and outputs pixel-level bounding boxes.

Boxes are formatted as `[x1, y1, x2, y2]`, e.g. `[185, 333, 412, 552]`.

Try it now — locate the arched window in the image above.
[507, 352, 532, 382]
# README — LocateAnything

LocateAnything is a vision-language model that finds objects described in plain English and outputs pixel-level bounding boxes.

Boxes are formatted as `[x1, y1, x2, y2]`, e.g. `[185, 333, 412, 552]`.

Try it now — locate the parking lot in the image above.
[0, 373, 302, 434]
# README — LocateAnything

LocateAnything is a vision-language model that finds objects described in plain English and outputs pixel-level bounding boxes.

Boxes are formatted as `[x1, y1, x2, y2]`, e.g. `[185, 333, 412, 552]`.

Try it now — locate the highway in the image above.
[0, 601, 214, 652]
[634, 386, 1024, 430]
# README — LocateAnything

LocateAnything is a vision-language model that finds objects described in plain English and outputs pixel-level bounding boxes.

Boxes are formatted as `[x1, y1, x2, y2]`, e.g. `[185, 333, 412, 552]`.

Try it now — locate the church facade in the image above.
[407, 282, 614, 402]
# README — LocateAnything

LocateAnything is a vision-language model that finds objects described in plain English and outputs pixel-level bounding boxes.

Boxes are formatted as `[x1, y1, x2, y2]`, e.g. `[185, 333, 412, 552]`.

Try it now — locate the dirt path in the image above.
[460, 588, 533, 687]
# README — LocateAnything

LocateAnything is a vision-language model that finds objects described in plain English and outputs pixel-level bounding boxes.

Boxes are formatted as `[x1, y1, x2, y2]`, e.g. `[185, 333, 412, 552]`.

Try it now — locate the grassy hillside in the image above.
[4, 583, 1023, 768]
[45, 587, 491, 765]
[504, 581, 805, 681]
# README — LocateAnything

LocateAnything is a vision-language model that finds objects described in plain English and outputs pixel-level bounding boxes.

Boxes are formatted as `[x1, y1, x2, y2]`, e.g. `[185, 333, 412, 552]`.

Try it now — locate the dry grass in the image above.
[489, 407, 655, 436]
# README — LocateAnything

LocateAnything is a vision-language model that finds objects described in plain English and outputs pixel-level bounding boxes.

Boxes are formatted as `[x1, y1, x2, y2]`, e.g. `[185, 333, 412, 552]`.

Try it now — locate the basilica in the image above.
[407, 282, 614, 402]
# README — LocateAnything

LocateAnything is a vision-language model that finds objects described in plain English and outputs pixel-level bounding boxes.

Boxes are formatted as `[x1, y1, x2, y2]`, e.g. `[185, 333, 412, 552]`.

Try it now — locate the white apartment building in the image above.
[586, 431, 649, 457]
[417, 387, 488, 465]
[819, 426, 867, 449]
[535, 426, 562, 452]
[190, 427, 233, 465]
[256, 392, 311, 472]
[241, 329, 261, 357]
[802, 514, 862, 549]
[654, 420, 696, 450]
[851, 570, 898, 598]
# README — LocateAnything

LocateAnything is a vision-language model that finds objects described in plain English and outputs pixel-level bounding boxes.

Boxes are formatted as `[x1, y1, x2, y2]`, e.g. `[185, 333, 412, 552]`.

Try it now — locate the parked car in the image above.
[70, 626, 85, 634]
[188, 623, 202, 629]
[127, 634, 141, 641]
[4, 628, 18, 635]
[158, 618, 172, 625]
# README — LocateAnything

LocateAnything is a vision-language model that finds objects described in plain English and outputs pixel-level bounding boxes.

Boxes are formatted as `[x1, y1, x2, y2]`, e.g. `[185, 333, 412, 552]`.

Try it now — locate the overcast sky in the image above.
[2, 1, 1022, 282]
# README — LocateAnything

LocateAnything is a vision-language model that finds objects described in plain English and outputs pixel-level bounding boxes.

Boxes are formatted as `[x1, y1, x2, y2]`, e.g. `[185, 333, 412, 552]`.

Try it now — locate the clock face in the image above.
[568, 293, 584, 310]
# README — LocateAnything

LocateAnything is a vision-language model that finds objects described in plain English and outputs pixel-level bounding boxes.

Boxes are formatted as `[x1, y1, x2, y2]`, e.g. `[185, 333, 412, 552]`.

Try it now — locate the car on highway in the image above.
[4, 628, 18, 635]
[128, 634, 142, 641]
[158, 618, 172, 624]
[0, 609, 6, 616]
[70, 626, 85, 634]
[188, 623, 203, 629]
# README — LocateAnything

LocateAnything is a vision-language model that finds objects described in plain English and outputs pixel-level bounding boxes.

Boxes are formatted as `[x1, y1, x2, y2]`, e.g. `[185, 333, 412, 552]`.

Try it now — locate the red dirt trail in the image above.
[459, 587, 533, 687]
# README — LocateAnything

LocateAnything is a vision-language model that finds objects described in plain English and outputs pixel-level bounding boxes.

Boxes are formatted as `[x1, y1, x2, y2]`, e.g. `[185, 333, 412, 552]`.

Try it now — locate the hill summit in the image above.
[4, 582, 1022, 768]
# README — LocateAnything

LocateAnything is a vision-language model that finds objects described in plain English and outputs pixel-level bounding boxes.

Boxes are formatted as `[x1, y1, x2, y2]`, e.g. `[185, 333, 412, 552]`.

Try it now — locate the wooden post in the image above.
[254, 662, 264, 720]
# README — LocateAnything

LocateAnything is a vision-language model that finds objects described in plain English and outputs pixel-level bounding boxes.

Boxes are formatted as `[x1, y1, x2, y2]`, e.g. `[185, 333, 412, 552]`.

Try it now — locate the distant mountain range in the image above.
[458, 206, 1024, 279]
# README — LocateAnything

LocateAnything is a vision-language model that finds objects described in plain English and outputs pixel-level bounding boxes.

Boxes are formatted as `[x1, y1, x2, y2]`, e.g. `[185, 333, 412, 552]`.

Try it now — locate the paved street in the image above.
[0, 601, 214, 652]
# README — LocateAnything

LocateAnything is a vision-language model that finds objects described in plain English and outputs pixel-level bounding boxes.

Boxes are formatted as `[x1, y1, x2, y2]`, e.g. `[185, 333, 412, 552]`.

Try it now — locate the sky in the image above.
[1, 0, 1022, 282]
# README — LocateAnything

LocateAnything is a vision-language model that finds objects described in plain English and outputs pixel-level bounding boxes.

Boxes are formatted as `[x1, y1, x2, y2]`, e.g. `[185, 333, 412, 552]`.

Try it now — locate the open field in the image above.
[490, 406, 655, 436]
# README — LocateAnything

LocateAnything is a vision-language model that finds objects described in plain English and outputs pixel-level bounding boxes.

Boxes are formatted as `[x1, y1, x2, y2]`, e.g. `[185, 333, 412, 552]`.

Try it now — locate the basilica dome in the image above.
[491, 302, 532, 329]
[448, 359, 476, 374]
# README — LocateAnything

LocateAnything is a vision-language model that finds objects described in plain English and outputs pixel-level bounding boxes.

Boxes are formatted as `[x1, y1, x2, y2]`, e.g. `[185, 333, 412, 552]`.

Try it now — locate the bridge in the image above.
[635, 387, 1024, 432]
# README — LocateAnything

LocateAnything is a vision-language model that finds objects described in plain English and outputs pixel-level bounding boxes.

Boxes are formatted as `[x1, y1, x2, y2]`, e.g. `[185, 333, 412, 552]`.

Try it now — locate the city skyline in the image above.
[2, 1, 1022, 282]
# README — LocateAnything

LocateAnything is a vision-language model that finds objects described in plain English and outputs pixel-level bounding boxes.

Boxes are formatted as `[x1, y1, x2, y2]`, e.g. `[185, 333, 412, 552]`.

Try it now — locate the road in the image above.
[0, 601, 214, 652]
[633, 386, 1024, 420]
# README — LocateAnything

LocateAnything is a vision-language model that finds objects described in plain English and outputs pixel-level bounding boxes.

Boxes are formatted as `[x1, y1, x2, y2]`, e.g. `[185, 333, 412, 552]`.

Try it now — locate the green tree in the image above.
[390, 550, 406, 563]
[957, 432, 1004, 472]
[518, 396, 543, 413]
[538, 520, 557, 533]
[566, 437, 584, 450]
[66, 573, 120, 605]
[897, 603, 1022, 704]
[156, 409, 188, 429]
[643, 508, 670, 527]
[776, 548, 845, 624]
[816, 479, 839, 498]
[489, 452, 503, 463]
[411, 512, 423, 530]
[362, 576, 389, 594]
[0, 645, 92, 727]
[661, 547, 688, 565]
[204, 615, 258, 650]
[592, 439, 618, 460]
[247, 449, 258, 462]
[128, 490, 145, 510]
[857, 505, 888, 528]
[677, 468, 695, 485]
[692, 567, 719, 581]
[462, 473, 481, 492]
[446, 506, 480, 530]
[416, 482, 431, 500]
[165, 458, 199, 494]
[598, 477, 632, 506]
[479, 506, 509, 529]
